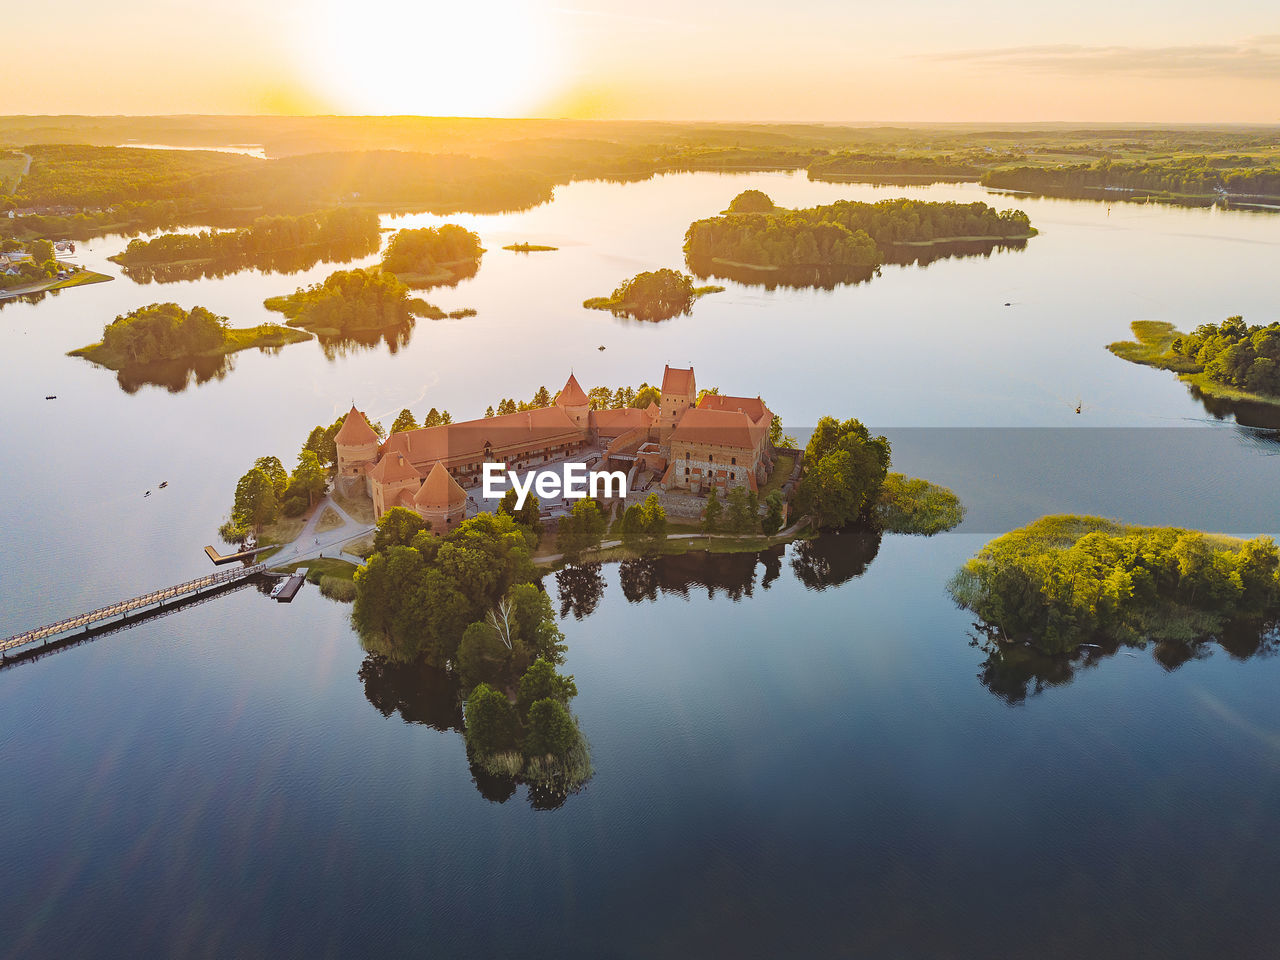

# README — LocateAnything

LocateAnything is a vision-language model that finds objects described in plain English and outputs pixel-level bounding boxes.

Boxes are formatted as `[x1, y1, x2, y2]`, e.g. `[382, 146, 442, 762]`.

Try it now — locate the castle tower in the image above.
[334, 405, 380, 494]
[554, 373, 590, 430]
[413, 461, 468, 531]
[658, 365, 696, 444]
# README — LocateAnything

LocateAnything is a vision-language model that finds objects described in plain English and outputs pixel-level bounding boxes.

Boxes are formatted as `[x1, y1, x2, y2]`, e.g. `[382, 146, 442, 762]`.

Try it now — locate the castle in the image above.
[335, 365, 776, 529]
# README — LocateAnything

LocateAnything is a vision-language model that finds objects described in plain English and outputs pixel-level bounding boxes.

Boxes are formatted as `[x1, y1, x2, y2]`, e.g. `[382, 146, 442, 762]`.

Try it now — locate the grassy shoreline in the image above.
[1108, 320, 1280, 409]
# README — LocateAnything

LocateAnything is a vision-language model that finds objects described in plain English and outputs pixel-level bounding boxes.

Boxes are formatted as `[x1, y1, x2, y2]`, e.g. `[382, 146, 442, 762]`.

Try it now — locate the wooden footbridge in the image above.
[1, 563, 268, 663]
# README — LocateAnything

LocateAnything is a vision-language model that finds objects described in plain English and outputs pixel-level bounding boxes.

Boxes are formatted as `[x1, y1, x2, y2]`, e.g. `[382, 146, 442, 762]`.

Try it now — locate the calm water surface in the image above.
[1, 172, 1278, 958]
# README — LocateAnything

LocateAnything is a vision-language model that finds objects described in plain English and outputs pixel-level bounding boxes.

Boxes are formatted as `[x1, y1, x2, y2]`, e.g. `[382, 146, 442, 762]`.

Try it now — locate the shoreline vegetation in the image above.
[69, 302, 311, 371]
[583, 267, 723, 321]
[3, 127, 1277, 244]
[683, 192, 1034, 288]
[1108, 319, 1280, 408]
[106, 208, 381, 281]
[951, 515, 1280, 655]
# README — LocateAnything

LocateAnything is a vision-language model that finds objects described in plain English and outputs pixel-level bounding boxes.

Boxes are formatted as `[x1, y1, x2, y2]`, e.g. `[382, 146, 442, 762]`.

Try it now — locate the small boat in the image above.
[598, 345, 606, 351]
[143, 490, 151, 497]
[158, 481, 168, 489]
[270, 579, 287, 599]
[45, 395, 56, 400]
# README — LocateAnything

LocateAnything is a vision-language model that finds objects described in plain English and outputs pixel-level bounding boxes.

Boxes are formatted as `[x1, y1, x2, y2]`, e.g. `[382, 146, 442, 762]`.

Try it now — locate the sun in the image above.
[302, 0, 561, 116]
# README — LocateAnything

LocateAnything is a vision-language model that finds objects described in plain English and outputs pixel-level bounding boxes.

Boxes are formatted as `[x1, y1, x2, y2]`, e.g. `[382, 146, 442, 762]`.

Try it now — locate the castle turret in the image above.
[334, 405, 380, 494]
[554, 373, 590, 430]
[413, 461, 468, 531]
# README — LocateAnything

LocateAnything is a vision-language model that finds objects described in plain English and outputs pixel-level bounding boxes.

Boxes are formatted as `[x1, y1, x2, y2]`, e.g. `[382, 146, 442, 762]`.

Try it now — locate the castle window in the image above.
[730, 472, 735, 480]
[685, 467, 690, 476]
[731, 457, 736, 465]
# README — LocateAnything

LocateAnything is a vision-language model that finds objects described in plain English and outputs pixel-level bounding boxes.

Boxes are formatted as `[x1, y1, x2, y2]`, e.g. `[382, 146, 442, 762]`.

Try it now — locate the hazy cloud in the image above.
[920, 37, 1280, 79]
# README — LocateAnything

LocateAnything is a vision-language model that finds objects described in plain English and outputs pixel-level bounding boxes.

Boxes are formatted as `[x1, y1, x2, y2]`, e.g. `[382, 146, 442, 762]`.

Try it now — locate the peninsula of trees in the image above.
[583, 268, 724, 322]
[380, 224, 484, 287]
[264, 267, 444, 336]
[950, 516, 1280, 654]
[353, 507, 591, 797]
[1109, 318, 1280, 406]
[683, 193, 1034, 284]
[108, 208, 381, 278]
[790, 415, 964, 536]
[69, 302, 310, 370]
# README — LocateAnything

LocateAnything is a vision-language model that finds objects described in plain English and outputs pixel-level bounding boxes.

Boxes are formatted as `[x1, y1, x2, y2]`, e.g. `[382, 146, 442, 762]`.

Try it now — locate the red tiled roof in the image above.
[380, 406, 584, 468]
[414, 461, 467, 508]
[662, 365, 695, 396]
[555, 373, 588, 407]
[591, 407, 651, 436]
[368, 450, 421, 484]
[335, 405, 379, 446]
[697, 393, 772, 425]
[669, 407, 761, 450]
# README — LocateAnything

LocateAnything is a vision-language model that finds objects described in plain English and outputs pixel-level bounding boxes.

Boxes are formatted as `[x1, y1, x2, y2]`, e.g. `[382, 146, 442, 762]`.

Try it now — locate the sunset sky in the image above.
[5, 0, 1278, 121]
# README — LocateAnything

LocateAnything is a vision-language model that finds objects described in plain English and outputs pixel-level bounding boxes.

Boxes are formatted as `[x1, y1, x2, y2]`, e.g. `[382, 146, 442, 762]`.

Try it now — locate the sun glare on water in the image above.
[304, 0, 561, 116]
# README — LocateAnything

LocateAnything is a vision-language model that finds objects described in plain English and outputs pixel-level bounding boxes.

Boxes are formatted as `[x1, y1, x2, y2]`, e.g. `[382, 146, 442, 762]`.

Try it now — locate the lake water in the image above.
[1, 171, 1278, 958]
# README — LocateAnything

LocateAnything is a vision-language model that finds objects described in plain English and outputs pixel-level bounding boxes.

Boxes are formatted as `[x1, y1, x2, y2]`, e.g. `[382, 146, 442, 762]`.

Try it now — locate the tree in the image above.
[727, 189, 775, 213]
[517, 659, 578, 720]
[762, 491, 785, 536]
[423, 407, 445, 428]
[556, 499, 607, 562]
[796, 417, 891, 529]
[391, 408, 417, 433]
[464, 683, 519, 756]
[769, 414, 797, 448]
[631, 383, 660, 408]
[726, 487, 759, 534]
[523, 698, 579, 758]
[304, 424, 337, 469]
[485, 405, 495, 418]
[28, 238, 55, 264]
[372, 505, 429, 554]
[457, 621, 512, 690]
[499, 488, 542, 538]
[290, 449, 328, 507]
[532, 385, 552, 407]
[233, 466, 279, 532]
[703, 486, 722, 533]
[253, 456, 288, 501]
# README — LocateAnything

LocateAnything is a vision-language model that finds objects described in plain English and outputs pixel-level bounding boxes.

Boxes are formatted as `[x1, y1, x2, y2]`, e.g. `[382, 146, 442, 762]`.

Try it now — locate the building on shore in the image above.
[336, 366, 777, 525]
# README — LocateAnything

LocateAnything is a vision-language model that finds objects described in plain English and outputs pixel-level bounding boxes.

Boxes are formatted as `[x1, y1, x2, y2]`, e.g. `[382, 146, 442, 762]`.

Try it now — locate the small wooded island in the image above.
[684, 191, 1035, 286]
[264, 267, 445, 336]
[950, 516, 1280, 654]
[1109, 317, 1280, 406]
[69, 302, 310, 370]
[380, 224, 484, 287]
[583, 267, 724, 321]
[503, 242, 558, 252]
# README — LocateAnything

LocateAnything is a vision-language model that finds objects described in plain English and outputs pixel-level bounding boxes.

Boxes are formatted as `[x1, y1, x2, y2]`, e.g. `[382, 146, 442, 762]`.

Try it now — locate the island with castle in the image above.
[332, 364, 794, 531]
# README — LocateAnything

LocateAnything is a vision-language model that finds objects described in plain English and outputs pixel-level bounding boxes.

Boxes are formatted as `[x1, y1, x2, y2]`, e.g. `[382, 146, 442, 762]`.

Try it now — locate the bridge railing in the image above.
[1, 563, 267, 654]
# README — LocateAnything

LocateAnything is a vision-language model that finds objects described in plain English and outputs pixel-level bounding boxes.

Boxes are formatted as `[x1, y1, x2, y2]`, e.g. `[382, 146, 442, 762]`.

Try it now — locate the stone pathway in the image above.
[269, 494, 375, 570]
